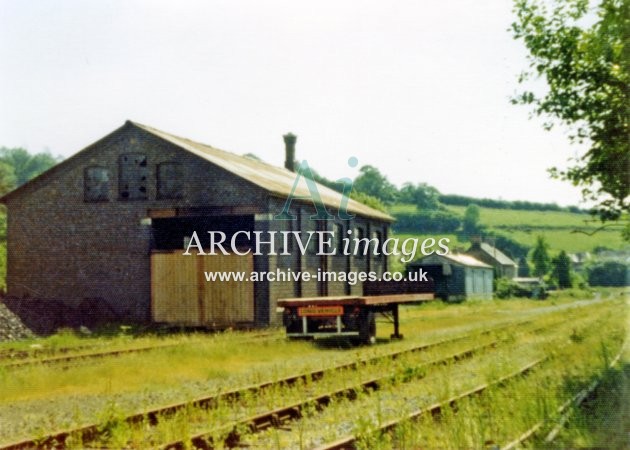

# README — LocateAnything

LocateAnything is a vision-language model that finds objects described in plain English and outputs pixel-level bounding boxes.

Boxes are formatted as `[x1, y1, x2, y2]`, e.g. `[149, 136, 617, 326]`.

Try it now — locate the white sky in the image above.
[0, 0, 589, 206]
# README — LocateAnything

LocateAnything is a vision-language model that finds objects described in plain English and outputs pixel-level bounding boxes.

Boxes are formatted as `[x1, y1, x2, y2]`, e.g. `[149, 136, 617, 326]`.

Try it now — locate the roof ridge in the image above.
[129, 120, 318, 176]
[478, 242, 517, 265]
[127, 121, 392, 222]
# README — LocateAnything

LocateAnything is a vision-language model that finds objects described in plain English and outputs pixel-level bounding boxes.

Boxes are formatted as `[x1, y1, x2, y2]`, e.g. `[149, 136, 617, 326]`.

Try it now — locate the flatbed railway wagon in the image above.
[278, 280, 435, 345]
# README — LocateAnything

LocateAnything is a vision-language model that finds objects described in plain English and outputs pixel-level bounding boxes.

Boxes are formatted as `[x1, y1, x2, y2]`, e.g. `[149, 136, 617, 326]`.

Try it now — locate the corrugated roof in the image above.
[414, 253, 493, 268]
[441, 253, 493, 268]
[476, 242, 517, 266]
[131, 121, 393, 222]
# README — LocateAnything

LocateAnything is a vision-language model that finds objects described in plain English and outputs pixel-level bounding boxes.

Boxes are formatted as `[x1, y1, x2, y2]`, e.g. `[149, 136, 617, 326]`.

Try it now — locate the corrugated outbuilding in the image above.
[408, 253, 493, 301]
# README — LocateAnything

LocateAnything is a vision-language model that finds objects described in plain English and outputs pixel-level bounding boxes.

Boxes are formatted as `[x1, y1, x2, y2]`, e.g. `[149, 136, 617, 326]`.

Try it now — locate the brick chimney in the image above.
[283, 133, 297, 172]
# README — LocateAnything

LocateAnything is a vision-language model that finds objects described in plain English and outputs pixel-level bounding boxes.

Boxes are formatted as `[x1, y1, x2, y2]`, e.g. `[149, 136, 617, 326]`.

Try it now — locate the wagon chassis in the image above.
[278, 293, 433, 344]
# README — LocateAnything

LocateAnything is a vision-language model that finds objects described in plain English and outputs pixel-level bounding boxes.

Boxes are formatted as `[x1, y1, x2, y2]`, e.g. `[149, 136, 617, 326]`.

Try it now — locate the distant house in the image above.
[466, 238, 518, 279]
[408, 253, 493, 301]
[568, 252, 591, 271]
[1, 121, 393, 329]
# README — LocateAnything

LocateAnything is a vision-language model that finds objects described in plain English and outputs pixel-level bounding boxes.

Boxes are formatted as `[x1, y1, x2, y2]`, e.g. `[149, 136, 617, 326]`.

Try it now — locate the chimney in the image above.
[283, 133, 297, 172]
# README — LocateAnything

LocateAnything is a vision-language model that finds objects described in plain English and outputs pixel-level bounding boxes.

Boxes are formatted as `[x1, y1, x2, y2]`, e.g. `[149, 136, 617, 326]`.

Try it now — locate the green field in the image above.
[445, 204, 595, 227]
[389, 203, 627, 254]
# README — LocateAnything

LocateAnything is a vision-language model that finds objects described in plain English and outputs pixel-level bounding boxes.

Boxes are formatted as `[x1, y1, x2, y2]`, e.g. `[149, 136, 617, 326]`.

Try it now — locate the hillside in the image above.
[389, 203, 627, 254]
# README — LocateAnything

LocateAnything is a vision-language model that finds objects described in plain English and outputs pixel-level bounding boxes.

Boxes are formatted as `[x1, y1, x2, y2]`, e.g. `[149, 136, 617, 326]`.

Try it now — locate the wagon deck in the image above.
[278, 289, 434, 344]
[278, 293, 434, 308]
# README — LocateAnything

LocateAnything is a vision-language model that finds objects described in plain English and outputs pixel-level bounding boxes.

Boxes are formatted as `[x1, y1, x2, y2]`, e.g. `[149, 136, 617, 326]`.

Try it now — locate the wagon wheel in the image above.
[359, 311, 376, 345]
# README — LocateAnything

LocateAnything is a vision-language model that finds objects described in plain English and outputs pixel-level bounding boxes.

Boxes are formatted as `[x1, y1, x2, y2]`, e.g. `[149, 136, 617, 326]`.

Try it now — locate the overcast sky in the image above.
[0, 1, 589, 206]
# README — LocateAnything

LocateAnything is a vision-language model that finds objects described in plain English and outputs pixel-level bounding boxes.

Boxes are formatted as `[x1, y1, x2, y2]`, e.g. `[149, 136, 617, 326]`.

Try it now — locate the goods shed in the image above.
[1, 121, 393, 328]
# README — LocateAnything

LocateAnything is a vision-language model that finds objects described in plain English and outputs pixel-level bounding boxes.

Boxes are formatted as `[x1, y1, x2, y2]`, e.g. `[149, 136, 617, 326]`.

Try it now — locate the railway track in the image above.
[160, 330, 536, 449]
[0, 298, 608, 369]
[1, 312, 583, 450]
[161, 311, 604, 450]
[316, 357, 548, 450]
[310, 319, 624, 450]
[0, 344, 96, 361]
[1, 299, 618, 450]
[0, 331, 279, 370]
[501, 342, 626, 450]
[0, 342, 184, 370]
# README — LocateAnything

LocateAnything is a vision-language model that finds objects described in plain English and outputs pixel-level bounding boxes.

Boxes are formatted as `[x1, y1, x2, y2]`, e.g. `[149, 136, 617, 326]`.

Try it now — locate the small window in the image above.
[84, 167, 110, 202]
[119, 153, 148, 200]
[157, 162, 183, 199]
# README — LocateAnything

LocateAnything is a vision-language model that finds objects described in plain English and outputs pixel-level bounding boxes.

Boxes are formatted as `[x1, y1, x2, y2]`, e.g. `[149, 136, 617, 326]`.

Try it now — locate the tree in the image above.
[0, 147, 60, 291]
[304, 166, 345, 193]
[511, 0, 629, 231]
[586, 260, 628, 286]
[0, 162, 16, 196]
[0, 147, 61, 187]
[349, 191, 387, 212]
[397, 182, 416, 204]
[399, 182, 440, 211]
[462, 204, 482, 238]
[531, 235, 551, 276]
[552, 250, 572, 288]
[518, 256, 531, 277]
[352, 165, 398, 204]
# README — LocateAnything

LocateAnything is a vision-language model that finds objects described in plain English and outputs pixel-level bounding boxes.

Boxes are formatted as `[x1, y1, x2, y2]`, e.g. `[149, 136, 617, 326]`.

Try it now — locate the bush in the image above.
[495, 278, 517, 299]
[391, 210, 461, 233]
[349, 191, 388, 212]
[495, 277, 547, 299]
[586, 261, 628, 286]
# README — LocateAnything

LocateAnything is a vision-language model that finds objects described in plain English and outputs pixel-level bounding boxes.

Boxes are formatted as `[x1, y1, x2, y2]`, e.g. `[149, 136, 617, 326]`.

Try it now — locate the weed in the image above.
[570, 327, 585, 343]
[95, 401, 131, 448]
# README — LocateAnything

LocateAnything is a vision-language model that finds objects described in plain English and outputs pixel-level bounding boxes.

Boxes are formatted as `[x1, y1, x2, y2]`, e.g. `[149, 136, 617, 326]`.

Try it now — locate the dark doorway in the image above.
[152, 215, 255, 251]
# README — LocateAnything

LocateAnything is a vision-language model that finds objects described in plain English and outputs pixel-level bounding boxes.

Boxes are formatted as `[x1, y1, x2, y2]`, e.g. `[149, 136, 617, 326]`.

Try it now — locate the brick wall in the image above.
[6, 125, 267, 323]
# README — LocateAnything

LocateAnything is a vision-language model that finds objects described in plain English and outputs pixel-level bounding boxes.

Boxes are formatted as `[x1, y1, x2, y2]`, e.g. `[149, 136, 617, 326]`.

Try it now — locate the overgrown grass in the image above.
[79, 317, 539, 448]
[553, 346, 630, 448]
[240, 300, 625, 448]
[0, 298, 611, 403]
[388, 307, 627, 450]
[0, 296, 620, 445]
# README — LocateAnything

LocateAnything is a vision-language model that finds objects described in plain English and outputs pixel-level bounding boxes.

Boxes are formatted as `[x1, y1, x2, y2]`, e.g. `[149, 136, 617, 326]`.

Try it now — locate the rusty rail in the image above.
[160, 316, 578, 449]
[0, 344, 96, 362]
[0, 331, 279, 370]
[0, 318, 535, 450]
[160, 339, 505, 449]
[501, 342, 626, 450]
[316, 357, 548, 450]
